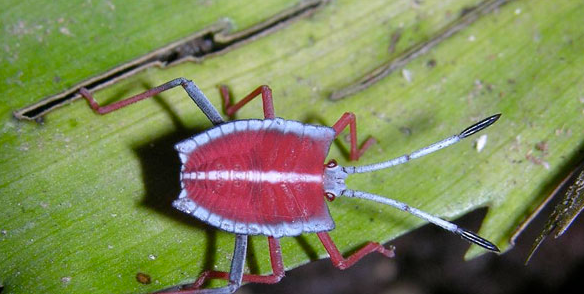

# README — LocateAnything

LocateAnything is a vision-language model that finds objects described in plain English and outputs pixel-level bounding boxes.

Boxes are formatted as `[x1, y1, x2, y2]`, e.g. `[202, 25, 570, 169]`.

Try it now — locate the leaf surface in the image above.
[1, 0, 583, 293]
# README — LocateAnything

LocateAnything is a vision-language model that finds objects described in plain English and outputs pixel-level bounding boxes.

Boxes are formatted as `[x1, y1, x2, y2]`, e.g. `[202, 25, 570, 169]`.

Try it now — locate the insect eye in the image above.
[325, 159, 338, 168]
[324, 192, 336, 202]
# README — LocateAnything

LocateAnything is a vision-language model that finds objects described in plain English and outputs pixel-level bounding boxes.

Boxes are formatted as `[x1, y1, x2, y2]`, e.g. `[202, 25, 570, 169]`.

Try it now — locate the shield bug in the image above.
[80, 78, 500, 293]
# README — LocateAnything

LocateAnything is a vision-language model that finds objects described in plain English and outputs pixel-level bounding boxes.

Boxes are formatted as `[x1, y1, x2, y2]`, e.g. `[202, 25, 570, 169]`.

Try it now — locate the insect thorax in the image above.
[323, 160, 348, 198]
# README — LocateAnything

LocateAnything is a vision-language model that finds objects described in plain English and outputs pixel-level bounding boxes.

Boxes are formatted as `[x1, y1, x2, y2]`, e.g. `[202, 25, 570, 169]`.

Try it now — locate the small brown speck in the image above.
[388, 29, 402, 53]
[427, 59, 437, 68]
[535, 141, 548, 152]
[53, 75, 61, 83]
[526, 150, 550, 170]
[136, 272, 151, 284]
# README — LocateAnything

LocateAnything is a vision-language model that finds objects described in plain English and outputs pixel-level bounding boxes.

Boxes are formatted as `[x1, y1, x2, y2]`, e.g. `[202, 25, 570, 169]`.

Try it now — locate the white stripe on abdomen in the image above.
[182, 170, 322, 184]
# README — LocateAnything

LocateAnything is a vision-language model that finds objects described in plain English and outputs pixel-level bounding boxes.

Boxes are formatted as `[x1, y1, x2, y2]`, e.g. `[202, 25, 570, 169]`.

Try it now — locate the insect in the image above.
[80, 78, 500, 294]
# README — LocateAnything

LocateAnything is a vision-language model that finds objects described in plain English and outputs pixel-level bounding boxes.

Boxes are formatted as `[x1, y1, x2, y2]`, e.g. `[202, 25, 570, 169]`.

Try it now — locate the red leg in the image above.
[317, 232, 394, 270]
[169, 237, 284, 293]
[80, 77, 224, 125]
[219, 85, 275, 119]
[332, 112, 376, 161]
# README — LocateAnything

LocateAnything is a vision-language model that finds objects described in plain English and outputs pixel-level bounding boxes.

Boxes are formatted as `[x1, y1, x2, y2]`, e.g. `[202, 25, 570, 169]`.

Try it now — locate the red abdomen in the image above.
[173, 118, 336, 237]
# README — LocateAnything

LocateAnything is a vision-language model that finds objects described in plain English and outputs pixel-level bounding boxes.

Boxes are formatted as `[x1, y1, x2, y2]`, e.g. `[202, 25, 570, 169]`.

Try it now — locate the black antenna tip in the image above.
[459, 114, 501, 138]
[457, 228, 500, 252]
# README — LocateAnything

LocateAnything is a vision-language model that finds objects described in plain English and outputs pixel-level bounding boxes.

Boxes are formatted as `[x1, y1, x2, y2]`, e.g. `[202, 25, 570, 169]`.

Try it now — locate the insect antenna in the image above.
[344, 114, 501, 174]
[343, 189, 500, 252]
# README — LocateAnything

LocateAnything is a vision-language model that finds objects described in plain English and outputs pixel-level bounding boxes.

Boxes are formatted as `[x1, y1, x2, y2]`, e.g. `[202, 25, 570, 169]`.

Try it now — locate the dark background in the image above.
[240, 207, 584, 294]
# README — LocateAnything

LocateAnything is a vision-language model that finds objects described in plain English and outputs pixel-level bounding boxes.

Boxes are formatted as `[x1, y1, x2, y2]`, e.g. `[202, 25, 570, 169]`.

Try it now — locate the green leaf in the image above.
[2, 0, 583, 293]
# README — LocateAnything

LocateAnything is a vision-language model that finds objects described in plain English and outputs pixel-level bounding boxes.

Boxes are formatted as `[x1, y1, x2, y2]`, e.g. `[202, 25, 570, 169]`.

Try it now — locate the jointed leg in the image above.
[219, 85, 275, 119]
[161, 234, 248, 294]
[242, 237, 285, 284]
[80, 77, 224, 125]
[317, 232, 394, 270]
[170, 237, 284, 293]
[332, 112, 376, 161]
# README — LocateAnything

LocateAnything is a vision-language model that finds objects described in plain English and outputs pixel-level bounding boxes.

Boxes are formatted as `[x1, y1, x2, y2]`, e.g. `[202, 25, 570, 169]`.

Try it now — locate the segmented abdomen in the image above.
[173, 118, 336, 237]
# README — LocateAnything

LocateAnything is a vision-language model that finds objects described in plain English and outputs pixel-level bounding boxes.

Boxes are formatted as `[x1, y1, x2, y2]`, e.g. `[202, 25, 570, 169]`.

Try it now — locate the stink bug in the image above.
[80, 78, 500, 294]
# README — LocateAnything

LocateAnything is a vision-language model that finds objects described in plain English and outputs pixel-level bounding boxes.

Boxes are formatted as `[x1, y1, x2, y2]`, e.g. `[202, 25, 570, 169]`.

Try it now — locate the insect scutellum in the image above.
[323, 114, 501, 252]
